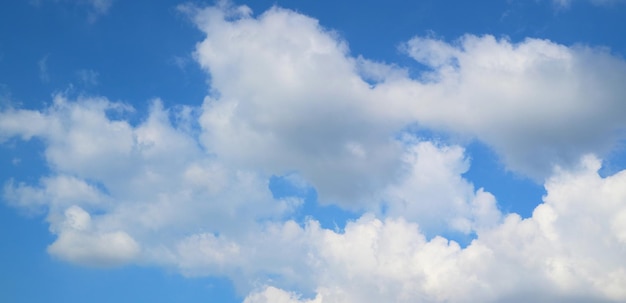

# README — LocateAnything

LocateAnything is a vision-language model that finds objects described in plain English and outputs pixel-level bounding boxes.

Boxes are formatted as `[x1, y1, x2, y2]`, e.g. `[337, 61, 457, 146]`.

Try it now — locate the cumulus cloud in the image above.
[0, 94, 298, 267]
[379, 140, 501, 234]
[241, 156, 626, 302]
[401, 35, 626, 179]
[47, 205, 140, 267]
[3, 93, 625, 301]
[189, 3, 626, 186]
[189, 4, 407, 207]
[1, 2, 626, 302]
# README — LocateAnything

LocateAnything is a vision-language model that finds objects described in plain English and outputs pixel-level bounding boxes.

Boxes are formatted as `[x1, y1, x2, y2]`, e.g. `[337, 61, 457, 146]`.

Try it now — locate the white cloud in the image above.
[0, 94, 295, 267]
[239, 157, 626, 302]
[189, 5, 423, 208]
[3, 175, 106, 215]
[379, 140, 501, 234]
[0, 107, 53, 142]
[400, 35, 626, 180]
[47, 205, 140, 267]
[189, 3, 626, 189]
[1, 3, 626, 302]
[402, 35, 460, 68]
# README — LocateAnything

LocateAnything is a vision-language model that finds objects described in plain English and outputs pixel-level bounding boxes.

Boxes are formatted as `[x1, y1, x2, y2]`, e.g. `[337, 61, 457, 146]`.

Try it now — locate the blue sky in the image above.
[2, 0, 626, 302]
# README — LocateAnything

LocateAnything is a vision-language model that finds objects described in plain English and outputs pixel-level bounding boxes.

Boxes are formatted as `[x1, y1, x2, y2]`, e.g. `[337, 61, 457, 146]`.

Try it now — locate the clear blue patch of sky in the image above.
[599, 140, 626, 178]
[0, 0, 207, 112]
[463, 141, 546, 219]
[0, 138, 50, 186]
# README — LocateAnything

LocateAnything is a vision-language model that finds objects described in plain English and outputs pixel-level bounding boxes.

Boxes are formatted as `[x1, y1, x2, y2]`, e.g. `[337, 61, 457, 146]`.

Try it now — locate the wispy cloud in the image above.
[38, 55, 50, 83]
[76, 69, 99, 86]
[86, 0, 113, 15]
[552, 0, 625, 8]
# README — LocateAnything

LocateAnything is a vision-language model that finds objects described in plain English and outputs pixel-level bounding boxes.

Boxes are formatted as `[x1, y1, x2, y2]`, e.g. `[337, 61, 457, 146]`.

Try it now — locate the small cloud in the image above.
[87, 0, 113, 15]
[76, 69, 99, 86]
[85, 0, 114, 23]
[171, 55, 191, 71]
[38, 55, 50, 83]
[47, 205, 140, 267]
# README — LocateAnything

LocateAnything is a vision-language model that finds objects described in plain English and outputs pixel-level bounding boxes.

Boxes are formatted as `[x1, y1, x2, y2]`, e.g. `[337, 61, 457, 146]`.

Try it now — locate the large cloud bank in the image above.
[2, 3, 626, 302]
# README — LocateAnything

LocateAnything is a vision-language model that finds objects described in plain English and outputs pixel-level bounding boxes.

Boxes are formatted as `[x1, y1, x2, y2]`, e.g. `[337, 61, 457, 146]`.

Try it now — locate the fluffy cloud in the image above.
[379, 140, 501, 234]
[189, 3, 626, 188]
[1, 3, 626, 303]
[6, 93, 624, 302]
[0, 95, 295, 266]
[401, 35, 626, 179]
[189, 4, 407, 207]
[0, 93, 499, 284]
[47, 205, 140, 267]
[3, 175, 106, 215]
[242, 156, 626, 302]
